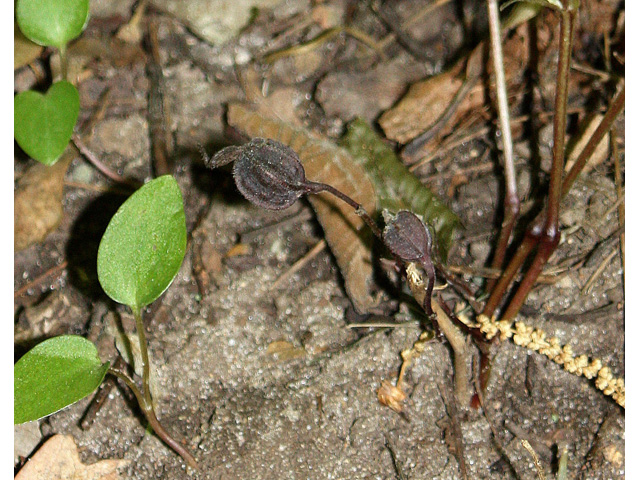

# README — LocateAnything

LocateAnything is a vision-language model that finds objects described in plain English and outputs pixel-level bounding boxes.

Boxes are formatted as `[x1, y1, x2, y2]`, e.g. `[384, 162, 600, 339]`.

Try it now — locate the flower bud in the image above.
[382, 210, 432, 264]
[206, 138, 310, 210]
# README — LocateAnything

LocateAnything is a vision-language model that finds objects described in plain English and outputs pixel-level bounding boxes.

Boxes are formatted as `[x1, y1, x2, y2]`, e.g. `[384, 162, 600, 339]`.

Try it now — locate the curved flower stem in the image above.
[306, 181, 381, 238]
[108, 367, 199, 470]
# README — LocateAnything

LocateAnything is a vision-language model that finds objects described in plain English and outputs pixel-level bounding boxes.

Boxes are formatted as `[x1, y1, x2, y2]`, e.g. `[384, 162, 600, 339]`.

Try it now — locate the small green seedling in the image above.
[14, 0, 89, 165]
[14, 81, 80, 166]
[14, 176, 198, 469]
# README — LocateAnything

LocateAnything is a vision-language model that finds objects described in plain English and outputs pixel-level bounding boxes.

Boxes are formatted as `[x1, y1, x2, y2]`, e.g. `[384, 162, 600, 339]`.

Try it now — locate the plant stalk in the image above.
[59, 43, 68, 81]
[485, 0, 520, 293]
[308, 181, 382, 238]
[108, 367, 199, 469]
[133, 308, 154, 410]
[499, 4, 575, 321]
[482, 84, 624, 319]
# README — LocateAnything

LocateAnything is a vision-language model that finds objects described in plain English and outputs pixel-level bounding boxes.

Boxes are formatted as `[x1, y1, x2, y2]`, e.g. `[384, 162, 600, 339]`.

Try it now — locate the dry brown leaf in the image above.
[227, 103, 377, 313]
[15, 152, 72, 252]
[15, 434, 129, 480]
[379, 23, 530, 149]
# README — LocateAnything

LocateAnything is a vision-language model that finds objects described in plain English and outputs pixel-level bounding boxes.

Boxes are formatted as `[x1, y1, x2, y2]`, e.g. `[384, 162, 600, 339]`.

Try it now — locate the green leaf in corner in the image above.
[14, 336, 110, 424]
[97, 175, 187, 311]
[14, 80, 80, 166]
[16, 0, 90, 48]
[341, 118, 461, 261]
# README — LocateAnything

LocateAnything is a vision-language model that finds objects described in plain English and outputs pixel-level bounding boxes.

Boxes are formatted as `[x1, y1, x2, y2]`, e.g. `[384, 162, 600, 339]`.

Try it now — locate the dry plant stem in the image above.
[263, 26, 385, 63]
[81, 357, 127, 430]
[71, 135, 142, 189]
[613, 128, 624, 286]
[433, 300, 472, 407]
[271, 239, 326, 290]
[561, 86, 625, 197]
[108, 367, 199, 470]
[14, 261, 68, 298]
[521, 440, 547, 480]
[147, 15, 173, 177]
[406, 264, 472, 406]
[482, 84, 625, 318]
[485, 0, 520, 292]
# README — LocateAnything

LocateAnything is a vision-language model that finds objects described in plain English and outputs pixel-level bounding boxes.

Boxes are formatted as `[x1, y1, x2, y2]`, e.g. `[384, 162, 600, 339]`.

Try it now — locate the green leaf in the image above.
[97, 176, 187, 310]
[16, 0, 89, 48]
[500, 0, 562, 12]
[15, 336, 110, 424]
[341, 118, 461, 261]
[14, 80, 80, 166]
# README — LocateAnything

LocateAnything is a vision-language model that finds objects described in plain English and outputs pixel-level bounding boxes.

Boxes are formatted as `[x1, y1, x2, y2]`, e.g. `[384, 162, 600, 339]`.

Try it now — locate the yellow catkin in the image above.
[474, 315, 624, 408]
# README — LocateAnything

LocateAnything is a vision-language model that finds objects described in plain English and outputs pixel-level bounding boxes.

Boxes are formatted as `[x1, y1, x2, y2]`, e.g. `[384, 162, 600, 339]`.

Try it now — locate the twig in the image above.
[271, 239, 326, 291]
[64, 180, 132, 195]
[445, 264, 561, 285]
[374, 0, 453, 52]
[612, 127, 624, 287]
[147, 14, 174, 176]
[347, 321, 417, 329]
[262, 25, 386, 64]
[240, 208, 313, 243]
[14, 261, 68, 298]
[71, 135, 142, 189]
[521, 440, 547, 480]
[435, 374, 469, 479]
[581, 248, 617, 295]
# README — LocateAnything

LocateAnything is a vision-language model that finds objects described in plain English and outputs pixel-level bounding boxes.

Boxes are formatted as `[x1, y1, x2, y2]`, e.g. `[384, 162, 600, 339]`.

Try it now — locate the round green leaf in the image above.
[97, 175, 187, 310]
[14, 81, 80, 166]
[16, 0, 89, 48]
[15, 336, 110, 424]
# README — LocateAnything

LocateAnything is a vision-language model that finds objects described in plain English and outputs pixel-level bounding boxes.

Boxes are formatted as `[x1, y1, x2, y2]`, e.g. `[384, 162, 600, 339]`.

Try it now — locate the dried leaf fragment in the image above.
[15, 152, 72, 251]
[377, 380, 407, 413]
[15, 434, 129, 480]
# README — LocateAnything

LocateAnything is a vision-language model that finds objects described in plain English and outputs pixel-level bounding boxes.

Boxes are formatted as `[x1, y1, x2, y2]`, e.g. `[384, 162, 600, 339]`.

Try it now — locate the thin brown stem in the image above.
[482, 234, 537, 317]
[108, 367, 199, 469]
[561, 86, 624, 197]
[71, 135, 142, 189]
[499, 6, 575, 321]
[307, 181, 382, 238]
[483, 85, 624, 318]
